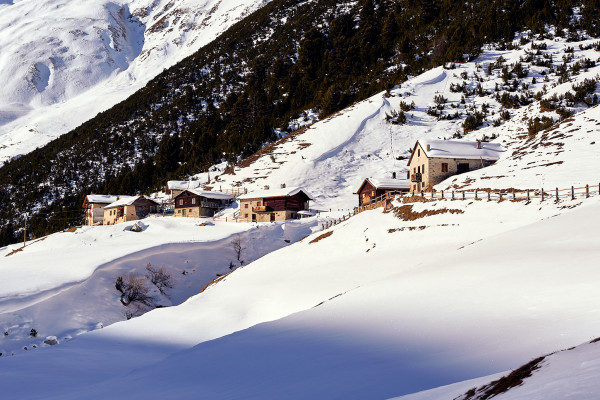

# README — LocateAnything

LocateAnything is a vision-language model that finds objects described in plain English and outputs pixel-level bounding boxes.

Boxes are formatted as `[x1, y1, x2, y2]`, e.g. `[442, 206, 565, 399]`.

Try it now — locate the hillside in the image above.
[0, 0, 270, 164]
[1, 184, 600, 398]
[2, 0, 599, 246]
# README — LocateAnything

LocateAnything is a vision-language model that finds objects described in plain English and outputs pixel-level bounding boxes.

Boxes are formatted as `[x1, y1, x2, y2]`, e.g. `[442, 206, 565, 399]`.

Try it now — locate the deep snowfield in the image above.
[0, 0, 269, 164]
[2, 195, 600, 399]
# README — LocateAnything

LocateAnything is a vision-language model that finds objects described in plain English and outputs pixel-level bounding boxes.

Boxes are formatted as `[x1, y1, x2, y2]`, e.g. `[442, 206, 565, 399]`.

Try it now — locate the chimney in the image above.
[280, 183, 286, 188]
[264, 185, 270, 190]
[476, 140, 481, 149]
[426, 144, 431, 152]
[392, 172, 397, 179]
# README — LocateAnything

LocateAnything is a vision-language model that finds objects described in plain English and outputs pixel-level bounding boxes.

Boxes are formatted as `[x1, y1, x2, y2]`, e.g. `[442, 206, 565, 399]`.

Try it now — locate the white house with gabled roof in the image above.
[407, 139, 504, 192]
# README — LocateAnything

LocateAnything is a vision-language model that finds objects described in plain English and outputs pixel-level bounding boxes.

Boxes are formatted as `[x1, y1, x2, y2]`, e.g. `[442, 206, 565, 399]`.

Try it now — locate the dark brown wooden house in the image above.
[174, 189, 234, 218]
[237, 186, 313, 222]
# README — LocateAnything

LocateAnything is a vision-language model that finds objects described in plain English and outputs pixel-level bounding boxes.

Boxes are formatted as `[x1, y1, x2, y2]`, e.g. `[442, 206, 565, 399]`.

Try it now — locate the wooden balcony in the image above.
[252, 206, 273, 212]
[411, 173, 422, 183]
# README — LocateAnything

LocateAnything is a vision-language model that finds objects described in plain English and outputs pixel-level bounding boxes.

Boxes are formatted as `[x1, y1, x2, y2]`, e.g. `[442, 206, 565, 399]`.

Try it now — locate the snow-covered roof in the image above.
[167, 180, 201, 191]
[85, 195, 121, 204]
[184, 189, 235, 201]
[367, 178, 410, 190]
[238, 186, 313, 200]
[105, 196, 159, 209]
[413, 139, 504, 163]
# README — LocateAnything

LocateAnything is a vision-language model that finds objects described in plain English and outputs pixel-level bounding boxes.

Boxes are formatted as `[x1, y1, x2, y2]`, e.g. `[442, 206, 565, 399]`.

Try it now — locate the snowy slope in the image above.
[0, 216, 318, 357]
[1, 193, 600, 398]
[0, 0, 270, 164]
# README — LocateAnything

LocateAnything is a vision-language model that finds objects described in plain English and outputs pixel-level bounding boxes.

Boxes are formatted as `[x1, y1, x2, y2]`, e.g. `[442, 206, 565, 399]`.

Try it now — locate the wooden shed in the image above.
[355, 177, 410, 207]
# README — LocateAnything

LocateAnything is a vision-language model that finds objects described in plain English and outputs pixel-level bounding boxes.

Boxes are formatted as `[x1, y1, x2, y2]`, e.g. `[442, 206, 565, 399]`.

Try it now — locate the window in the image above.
[179, 199, 183, 205]
[418, 149, 420, 157]
[245, 203, 248, 208]
[441, 163, 448, 172]
[244, 213, 248, 218]
[371, 191, 375, 196]
[192, 198, 196, 205]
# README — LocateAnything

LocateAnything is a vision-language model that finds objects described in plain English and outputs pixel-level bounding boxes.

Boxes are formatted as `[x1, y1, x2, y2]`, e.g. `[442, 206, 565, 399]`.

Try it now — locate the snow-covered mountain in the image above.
[0, 0, 270, 163]
[1, 22, 600, 399]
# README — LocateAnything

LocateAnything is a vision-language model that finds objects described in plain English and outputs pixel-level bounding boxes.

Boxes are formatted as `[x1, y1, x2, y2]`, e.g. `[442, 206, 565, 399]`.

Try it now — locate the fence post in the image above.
[462, 190, 465, 200]
[498, 192, 502, 202]
[527, 189, 530, 201]
[441, 190, 444, 199]
[541, 188, 544, 202]
[421, 190, 424, 198]
[475, 189, 478, 200]
[556, 188, 558, 202]
[571, 186, 575, 200]
[452, 190, 455, 200]
[487, 191, 490, 201]
[586, 184, 589, 198]
[512, 189, 516, 201]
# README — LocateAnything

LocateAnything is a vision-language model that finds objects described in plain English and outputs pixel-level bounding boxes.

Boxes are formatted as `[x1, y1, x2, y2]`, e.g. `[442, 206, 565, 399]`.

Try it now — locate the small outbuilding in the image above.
[355, 177, 410, 207]
[407, 139, 503, 192]
[174, 189, 234, 218]
[237, 186, 312, 222]
[83, 195, 121, 226]
[103, 196, 160, 225]
[165, 180, 201, 199]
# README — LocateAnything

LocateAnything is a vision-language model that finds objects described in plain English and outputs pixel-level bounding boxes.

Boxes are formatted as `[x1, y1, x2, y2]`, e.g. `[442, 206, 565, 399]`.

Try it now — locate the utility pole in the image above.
[23, 216, 27, 248]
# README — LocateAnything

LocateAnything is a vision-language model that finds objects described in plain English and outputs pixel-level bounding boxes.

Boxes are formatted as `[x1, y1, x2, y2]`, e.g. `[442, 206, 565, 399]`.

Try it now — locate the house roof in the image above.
[85, 194, 121, 204]
[167, 180, 201, 191]
[355, 178, 410, 194]
[105, 196, 159, 209]
[237, 186, 313, 200]
[180, 189, 235, 201]
[407, 139, 504, 166]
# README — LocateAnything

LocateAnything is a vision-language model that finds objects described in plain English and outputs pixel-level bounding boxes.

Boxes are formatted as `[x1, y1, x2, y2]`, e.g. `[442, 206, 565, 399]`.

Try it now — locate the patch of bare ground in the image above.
[386, 204, 464, 221]
[454, 356, 546, 400]
[309, 230, 333, 244]
[5, 237, 47, 257]
[388, 223, 457, 232]
[222, 125, 312, 175]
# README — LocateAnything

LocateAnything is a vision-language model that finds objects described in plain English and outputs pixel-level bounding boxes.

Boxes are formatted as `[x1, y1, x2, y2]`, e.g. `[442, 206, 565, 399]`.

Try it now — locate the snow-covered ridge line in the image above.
[0, 0, 271, 164]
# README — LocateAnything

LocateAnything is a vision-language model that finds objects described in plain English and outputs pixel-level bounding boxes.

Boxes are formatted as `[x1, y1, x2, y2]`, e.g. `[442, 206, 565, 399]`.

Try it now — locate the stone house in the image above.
[83, 195, 121, 226]
[174, 189, 234, 218]
[103, 196, 160, 225]
[407, 139, 504, 192]
[355, 177, 410, 207]
[237, 186, 312, 223]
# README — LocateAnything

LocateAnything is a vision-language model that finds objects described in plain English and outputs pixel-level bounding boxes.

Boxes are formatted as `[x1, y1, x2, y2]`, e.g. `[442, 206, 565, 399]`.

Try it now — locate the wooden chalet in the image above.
[355, 177, 410, 207]
[83, 194, 121, 226]
[174, 189, 234, 218]
[407, 139, 504, 192]
[103, 196, 160, 225]
[237, 186, 313, 222]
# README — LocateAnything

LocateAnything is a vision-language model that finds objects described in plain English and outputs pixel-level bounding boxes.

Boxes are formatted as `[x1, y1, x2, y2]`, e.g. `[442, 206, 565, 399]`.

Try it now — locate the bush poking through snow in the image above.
[231, 234, 245, 266]
[29, 329, 37, 338]
[146, 264, 173, 295]
[115, 274, 153, 307]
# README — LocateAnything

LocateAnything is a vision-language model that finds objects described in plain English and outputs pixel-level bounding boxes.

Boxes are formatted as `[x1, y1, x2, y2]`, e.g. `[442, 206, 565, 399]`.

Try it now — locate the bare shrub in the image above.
[115, 273, 153, 307]
[146, 263, 173, 294]
[231, 234, 245, 265]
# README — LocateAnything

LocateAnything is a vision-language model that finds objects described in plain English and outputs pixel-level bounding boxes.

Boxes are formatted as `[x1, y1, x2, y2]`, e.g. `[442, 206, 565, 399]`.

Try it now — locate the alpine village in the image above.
[1, 1, 600, 399]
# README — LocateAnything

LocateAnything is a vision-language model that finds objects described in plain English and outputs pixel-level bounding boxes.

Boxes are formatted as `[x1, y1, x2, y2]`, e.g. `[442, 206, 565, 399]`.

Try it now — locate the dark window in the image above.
[442, 163, 448, 172]
[457, 163, 469, 173]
